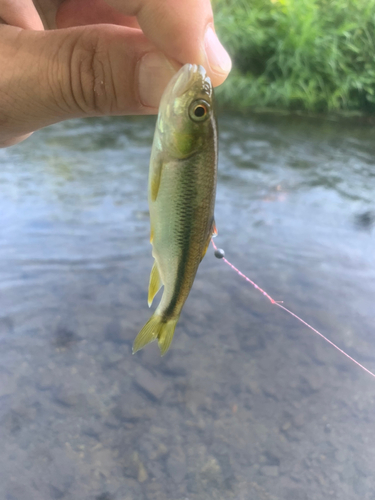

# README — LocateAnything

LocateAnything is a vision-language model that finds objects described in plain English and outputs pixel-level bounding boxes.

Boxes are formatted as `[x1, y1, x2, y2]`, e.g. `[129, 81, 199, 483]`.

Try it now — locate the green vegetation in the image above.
[214, 0, 375, 113]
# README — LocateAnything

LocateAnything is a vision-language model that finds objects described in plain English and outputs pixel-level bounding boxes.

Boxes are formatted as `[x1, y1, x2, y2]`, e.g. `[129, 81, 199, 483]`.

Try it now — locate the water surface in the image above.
[0, 114, 375, 500]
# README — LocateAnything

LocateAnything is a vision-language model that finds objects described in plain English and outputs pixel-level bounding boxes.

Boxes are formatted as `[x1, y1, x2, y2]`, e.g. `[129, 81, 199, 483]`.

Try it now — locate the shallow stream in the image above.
[0, 114, 374, 500]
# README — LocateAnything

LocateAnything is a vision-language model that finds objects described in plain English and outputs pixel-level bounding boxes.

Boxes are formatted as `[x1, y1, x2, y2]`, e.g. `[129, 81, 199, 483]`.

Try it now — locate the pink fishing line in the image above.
[211, 239, 375, 379]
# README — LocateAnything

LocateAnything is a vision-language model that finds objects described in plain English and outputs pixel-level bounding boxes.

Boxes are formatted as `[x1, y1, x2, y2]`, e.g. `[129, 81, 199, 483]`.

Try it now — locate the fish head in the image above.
[156, 64, 215, 159]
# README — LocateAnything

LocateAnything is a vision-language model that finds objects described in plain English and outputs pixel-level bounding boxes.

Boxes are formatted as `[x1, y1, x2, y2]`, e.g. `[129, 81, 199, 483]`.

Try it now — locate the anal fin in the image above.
[148, 261, 163, 307]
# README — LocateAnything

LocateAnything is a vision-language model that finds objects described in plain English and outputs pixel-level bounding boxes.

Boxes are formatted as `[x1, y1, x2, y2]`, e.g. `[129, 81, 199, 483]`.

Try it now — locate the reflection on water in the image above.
[0, 114, 375, 500]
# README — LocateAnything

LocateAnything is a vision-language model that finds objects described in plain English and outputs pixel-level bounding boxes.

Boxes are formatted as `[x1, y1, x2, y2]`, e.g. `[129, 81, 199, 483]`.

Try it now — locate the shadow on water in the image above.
[0, 114, 374, 500]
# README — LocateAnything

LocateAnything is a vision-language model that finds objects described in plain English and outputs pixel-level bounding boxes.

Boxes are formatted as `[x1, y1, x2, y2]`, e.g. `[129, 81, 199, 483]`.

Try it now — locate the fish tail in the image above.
[157, 317, 178, 356]
[132, 314, 178, 356]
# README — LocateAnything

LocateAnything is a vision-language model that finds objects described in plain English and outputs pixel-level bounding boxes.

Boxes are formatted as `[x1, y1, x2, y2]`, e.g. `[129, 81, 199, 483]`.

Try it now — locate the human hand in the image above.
[0, 0, 231, 147]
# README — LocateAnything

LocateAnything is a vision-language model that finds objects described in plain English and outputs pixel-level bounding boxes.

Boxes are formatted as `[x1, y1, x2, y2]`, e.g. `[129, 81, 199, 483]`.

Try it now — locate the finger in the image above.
[107, 0, 231, 85]
[0, 0, 44, 29]
[60, 0, 231, 86]
[0, 24, 178, 147]
[56, 0, 140, 29]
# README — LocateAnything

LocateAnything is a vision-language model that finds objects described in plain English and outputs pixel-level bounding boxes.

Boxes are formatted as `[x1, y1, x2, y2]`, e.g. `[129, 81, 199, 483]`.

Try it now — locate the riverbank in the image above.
[214, 0, 375, 114]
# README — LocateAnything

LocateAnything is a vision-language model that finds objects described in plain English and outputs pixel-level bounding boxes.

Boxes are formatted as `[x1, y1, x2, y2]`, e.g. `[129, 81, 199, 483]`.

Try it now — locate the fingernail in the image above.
[138, 52, 178, 108]
[204, 26, 232, 75]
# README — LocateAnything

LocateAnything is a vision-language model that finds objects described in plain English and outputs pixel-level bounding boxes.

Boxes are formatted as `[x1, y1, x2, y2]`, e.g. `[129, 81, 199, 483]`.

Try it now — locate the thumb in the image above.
[0, 24, 178, 147]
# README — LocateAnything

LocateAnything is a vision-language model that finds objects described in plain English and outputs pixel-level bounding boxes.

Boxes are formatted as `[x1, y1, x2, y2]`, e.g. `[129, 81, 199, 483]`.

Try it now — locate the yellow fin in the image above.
[132, 314, 162, 354]
[148, 261, 162, 307]
[158, 318, 178, 356]
[133, 314, 178, 356]
[150, 155, 163, 202]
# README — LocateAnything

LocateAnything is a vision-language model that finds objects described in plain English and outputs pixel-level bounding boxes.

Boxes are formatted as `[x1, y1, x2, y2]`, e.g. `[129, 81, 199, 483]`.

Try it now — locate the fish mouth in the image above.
[169, 64, 212, 99]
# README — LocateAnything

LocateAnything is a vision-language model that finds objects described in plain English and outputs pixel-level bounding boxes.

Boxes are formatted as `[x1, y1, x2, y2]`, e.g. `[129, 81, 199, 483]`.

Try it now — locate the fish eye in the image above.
[194, 105, 206, 118]
[188, 100, 210, 122]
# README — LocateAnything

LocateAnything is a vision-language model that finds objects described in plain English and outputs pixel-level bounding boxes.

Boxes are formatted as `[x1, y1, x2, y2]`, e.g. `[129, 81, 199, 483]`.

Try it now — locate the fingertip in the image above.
[203, 26, 232, 87]
[0, 133, 33, 149]
[209, 70, 231, 88]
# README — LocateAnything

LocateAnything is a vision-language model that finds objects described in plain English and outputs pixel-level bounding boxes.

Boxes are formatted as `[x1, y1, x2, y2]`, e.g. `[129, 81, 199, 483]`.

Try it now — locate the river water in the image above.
[0, 114, 374, 500]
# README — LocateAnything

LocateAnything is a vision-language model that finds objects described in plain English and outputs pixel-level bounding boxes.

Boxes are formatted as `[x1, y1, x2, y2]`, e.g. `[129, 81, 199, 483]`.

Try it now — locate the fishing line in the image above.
[211, 239, 375, 379]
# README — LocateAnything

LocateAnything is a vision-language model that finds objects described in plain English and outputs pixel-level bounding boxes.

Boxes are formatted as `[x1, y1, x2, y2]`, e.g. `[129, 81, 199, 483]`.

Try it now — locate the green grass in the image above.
[214, 0, 375, 113]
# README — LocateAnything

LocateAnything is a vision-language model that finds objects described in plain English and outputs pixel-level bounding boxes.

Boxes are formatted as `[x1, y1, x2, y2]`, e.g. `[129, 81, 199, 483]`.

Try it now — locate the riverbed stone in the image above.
[166, 446, 187, 482]
[260, 465, 279, 477]
[134, 366, 168, 401]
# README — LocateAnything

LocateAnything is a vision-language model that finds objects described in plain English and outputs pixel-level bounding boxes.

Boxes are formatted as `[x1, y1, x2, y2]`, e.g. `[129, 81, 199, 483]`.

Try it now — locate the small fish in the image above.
[133, 64, 218, 355]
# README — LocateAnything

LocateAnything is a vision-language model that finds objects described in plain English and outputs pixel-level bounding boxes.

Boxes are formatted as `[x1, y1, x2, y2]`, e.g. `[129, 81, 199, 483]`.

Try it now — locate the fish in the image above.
[132, 63, 218, 356]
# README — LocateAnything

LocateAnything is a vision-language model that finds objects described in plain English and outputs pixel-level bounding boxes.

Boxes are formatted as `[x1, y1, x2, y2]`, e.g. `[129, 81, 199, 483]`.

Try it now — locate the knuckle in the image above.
[68, 28, 116, 115]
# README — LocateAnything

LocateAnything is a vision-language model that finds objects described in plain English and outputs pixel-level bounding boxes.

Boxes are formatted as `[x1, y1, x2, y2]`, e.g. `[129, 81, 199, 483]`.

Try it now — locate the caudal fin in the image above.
[132, 314, 178, 356]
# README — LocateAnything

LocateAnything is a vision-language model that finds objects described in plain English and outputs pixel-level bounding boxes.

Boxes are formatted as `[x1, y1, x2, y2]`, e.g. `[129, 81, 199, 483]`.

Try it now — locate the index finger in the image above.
[104, 0, 231, 86]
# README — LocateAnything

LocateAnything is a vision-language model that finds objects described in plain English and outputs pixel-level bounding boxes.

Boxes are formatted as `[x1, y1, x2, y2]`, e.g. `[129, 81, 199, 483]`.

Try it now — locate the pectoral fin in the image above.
[148, 261, 163, 307]
[201, 218, 218, 261]
[212, 219, 218, 237]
